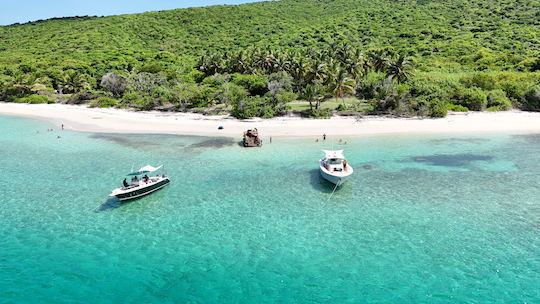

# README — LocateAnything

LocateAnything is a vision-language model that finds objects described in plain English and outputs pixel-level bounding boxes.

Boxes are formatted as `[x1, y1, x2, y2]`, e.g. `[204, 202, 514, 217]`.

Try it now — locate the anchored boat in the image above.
[319, 150, 353, 186]
[110, 165, 170, 201]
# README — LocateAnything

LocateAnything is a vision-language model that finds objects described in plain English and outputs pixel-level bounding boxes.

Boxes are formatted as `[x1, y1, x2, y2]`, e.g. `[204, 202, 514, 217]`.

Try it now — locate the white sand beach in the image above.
[1, 103, 540, 138]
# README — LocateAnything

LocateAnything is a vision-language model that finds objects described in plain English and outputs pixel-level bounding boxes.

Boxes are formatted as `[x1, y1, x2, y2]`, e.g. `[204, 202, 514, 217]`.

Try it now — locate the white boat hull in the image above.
[319, 161, 353, 186]
[320, 169, 347, 185]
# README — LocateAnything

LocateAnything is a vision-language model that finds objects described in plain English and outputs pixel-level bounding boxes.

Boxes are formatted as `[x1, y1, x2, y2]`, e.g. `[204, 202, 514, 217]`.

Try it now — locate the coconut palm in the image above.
[305, 60, 327, 85]
[347, 49, 368, 79]
[368, 50, 390, 72]
[198, 52, 224, 76]
[303, 83, 323, 111]
[288, 55, 309, 92]
[386, 54, 414, 84]
[59, 70, 89, 94]
[328, 65, 355, 108]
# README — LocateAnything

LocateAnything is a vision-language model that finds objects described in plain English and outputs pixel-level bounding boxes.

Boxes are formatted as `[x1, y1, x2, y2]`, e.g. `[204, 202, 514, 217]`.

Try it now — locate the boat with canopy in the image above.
[110, 165, 170, 201]
[319, 150, 353, 186]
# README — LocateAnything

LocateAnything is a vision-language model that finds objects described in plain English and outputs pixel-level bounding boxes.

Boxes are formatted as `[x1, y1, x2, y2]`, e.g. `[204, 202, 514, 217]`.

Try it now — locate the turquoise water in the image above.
[1, 116, 539, 303]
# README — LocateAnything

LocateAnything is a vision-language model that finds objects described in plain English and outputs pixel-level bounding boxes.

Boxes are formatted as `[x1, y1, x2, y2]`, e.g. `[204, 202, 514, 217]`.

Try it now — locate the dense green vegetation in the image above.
[0, 0, 539, 118]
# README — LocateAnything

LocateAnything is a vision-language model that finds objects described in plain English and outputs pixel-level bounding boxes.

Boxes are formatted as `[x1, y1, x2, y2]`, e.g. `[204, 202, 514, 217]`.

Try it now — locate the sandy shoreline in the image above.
[1, 103, 540, 138]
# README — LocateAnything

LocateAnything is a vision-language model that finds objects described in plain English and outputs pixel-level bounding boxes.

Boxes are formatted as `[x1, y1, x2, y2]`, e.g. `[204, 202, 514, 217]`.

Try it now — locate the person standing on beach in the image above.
[61, 123, 64, 130]
[323, 134, 326, 141]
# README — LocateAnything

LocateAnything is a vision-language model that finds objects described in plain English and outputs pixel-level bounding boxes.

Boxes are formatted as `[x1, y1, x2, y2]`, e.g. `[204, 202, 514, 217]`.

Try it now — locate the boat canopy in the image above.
[128, 165, 163, 176]
[323, 150, 345, 159]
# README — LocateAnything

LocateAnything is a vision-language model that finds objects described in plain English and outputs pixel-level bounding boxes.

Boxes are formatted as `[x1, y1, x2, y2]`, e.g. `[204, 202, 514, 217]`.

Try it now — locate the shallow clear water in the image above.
[1, 116, 539, 303]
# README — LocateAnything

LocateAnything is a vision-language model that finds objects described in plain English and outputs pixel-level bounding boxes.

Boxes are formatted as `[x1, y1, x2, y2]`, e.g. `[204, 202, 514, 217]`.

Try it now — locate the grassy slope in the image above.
[0, 0, 538, 74]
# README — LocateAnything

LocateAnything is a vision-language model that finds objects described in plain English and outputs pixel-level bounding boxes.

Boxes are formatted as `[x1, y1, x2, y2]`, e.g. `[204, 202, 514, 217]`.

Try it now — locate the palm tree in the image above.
[5, 71, 36, 97]
[369, 50, 390, 73]
[198, 52, 224, 76]
[288, 55, 309, 92]
[303, 83, 323, 111]
[347, 49, 368, 80]
[262, 49, 279, 73]
[328, 65, 355, 108]
[60, 70, 89, 94]
[386, 54, 414, 84]
[305, 60, 327, 85]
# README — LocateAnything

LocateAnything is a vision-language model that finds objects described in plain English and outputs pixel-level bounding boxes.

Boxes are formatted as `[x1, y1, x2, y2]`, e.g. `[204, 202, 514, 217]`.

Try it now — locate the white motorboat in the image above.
[110, 165, 170, 201]
[319, 150, 353, 186]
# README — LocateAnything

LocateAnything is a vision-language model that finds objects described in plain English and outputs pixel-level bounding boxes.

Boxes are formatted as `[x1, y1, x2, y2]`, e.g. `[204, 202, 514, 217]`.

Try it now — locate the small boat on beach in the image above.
[110, 165, 170, 201]
[319, 150, 354, 186]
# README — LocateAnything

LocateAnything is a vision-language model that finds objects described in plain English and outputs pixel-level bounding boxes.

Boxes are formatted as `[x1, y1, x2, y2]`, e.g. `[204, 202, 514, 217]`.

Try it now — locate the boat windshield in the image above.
[327, 158, 343, 165]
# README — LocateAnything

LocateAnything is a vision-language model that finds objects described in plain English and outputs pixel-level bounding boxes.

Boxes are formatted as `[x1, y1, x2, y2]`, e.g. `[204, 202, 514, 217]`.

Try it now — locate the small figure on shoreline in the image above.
[316, 138, 319, 142]
[323, 134, 326, 141]
[270, 136, 272, 143]
[61, 123, 64, 130]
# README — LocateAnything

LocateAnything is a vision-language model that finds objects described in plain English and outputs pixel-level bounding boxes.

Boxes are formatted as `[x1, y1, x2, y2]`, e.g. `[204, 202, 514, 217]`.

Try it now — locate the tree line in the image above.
[1, 44, 539, 118]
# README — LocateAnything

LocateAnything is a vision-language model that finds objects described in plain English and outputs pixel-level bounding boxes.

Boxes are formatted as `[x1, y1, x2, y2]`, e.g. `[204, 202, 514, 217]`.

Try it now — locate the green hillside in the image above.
[1, 0, 539, 117]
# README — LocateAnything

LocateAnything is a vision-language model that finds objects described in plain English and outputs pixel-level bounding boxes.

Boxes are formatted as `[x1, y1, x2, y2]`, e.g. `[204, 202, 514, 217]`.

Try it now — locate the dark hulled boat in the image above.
[110, 165, 170, 201]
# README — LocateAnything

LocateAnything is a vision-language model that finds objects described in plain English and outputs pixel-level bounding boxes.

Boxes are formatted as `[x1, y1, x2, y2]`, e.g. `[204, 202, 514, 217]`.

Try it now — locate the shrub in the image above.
[487, 106, 503, 112]
[357, 72, 387, 99]
[139, 63, 164, 74]
[267, 72, 294, 92]
[14, 94, 51, 104]
[176, 83, 215, 108]
[522, 85, 540, 111]
[429, 101, 448, 117]
[231, 96, 261, 119]
[272, 91, 297, 104]
[456, 87, 487, 111]
[122, 92, 145, 105]
[487, 89, 511, 110]
[90, 97, 118, 108]
[100, 73, 127, 96]
[308, 108, 332, 118]
[259, 104, 277, 118]
[500, 80, 527, 103]
[202, 74, 231, 87]
[232, 74, 268, 96]
[446, 104, 469, 112]
[460, 73, 497, 90]
[68, 91, 95, 104]
[214, 83, 247, 105]
[181, 70, 206, 84]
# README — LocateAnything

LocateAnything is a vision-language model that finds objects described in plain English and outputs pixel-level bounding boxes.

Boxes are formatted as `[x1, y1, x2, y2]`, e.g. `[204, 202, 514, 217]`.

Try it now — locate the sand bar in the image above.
[1, 103, 540, 138]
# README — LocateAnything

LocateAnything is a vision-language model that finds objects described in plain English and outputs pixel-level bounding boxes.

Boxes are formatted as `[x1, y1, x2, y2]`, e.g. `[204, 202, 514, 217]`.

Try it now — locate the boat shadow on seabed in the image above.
[309, 169, 343, 193]
[95, 197, 122, 212]
[95, 195, 154, 212]
[95, 188, 169, 212]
